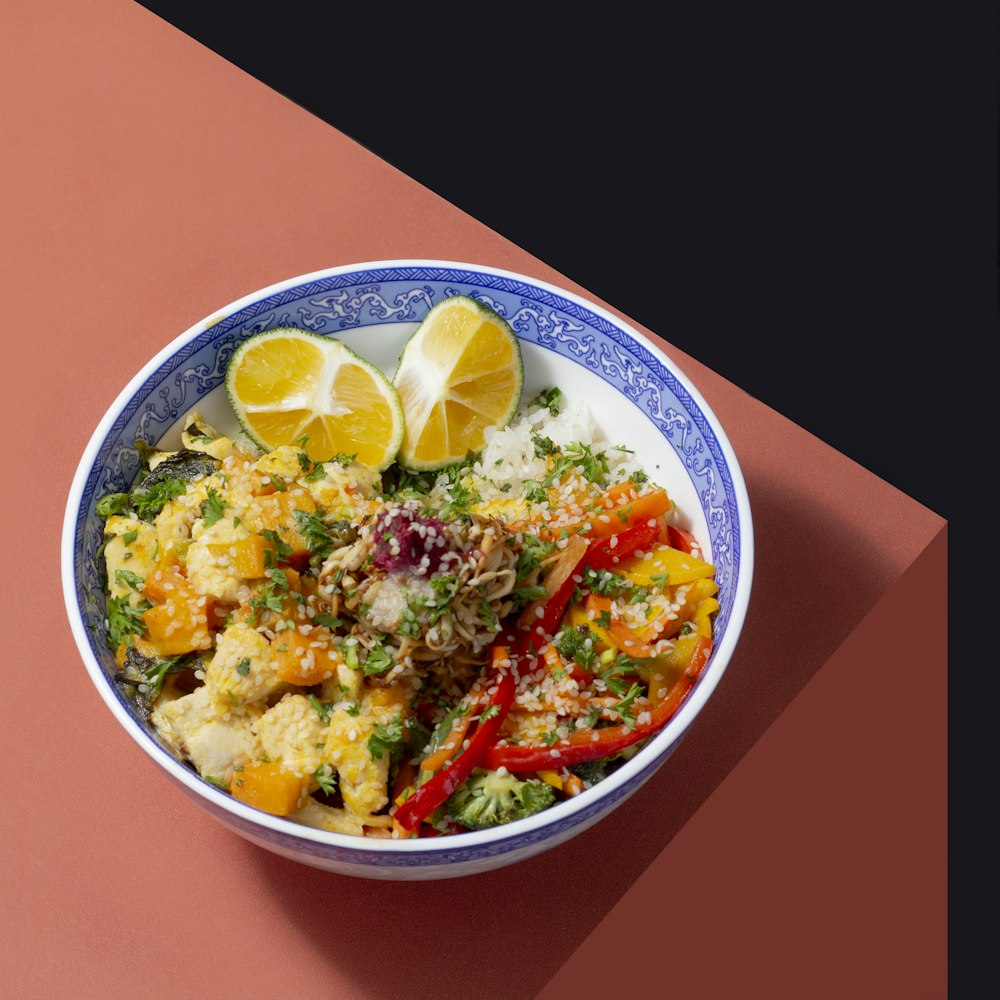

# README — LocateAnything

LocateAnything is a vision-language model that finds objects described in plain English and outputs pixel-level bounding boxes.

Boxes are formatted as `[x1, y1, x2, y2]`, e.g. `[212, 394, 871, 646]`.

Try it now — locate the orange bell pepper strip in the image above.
[584, 488, 672, 539]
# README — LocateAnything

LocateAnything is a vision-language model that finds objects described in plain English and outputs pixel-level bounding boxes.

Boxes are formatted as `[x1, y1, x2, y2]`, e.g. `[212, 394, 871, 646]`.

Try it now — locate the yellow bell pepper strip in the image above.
[483, 636, 713, 772]
[393, 646, 516, 832]
[622, 545, 715, 588]
[636, 577, 719, 644]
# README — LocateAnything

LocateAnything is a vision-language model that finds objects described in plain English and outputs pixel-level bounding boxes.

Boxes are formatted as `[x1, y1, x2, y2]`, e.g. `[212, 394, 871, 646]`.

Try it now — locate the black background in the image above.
[135, 2, 992, 526]
[136, 3, 989, 984]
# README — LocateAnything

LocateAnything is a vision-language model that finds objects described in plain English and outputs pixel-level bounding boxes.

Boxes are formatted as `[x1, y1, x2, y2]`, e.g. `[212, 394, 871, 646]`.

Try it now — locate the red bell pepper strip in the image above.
[526, 573, 579, 650]
[393, 647, 516, 832]
[667, 525, 697, 554]
[483, 636, 713, 772]
[585, 518, 660, 572]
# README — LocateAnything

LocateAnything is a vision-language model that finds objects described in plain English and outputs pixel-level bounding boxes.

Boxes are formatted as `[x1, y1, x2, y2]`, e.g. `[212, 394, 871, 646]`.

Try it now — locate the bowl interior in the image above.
[67, 262, 748, 854]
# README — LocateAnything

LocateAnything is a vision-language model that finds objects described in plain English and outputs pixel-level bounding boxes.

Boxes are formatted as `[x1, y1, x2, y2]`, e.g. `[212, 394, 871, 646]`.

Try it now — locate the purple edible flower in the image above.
[372, 505, 453, 576]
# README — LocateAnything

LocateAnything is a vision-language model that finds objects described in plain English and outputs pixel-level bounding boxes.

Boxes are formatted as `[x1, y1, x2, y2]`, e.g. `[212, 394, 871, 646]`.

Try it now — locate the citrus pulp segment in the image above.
[225, 327, 403, 471]
[392, 296, 523, 470]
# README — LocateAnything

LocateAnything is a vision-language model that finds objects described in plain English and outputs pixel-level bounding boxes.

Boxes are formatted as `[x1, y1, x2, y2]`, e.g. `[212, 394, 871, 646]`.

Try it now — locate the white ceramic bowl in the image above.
[62, 260, 753, 879]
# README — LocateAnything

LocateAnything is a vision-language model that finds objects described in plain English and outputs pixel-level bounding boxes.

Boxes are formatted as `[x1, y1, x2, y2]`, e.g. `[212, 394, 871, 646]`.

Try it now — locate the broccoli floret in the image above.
[569, 740, 649, 789]
[569, 759, 610, 788]
[554, 625, 597, 669]
[447, 768, 556, 830]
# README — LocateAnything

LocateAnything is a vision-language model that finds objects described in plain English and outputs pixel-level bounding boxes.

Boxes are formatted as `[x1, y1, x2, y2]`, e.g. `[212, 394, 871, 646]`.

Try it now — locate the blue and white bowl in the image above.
[62, 260, 753, 880]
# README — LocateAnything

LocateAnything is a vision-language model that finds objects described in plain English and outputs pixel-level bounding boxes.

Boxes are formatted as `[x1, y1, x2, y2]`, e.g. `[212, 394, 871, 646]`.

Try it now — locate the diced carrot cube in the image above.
[246, 493, 317, 558]
[143, 602, 212, 656]
[142, 565, 194, 605]
[231, 536, 268, 579]
[272, 626, 341, 686]
[366, 684, 410, 714]
[230, 762, 306, 816]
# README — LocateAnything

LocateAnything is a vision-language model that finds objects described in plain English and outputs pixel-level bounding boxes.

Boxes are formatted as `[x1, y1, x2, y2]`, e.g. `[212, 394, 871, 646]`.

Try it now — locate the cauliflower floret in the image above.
[103, 515, 156, 600]
[151, 685, 260, 787]
[203, 622, 283, 708]
[252, 694, 326, 776]
[322, 707, 389, 818]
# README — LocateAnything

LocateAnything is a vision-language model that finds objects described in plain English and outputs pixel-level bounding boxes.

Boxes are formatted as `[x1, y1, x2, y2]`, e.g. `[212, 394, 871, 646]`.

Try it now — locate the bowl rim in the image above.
[61, 258, 754, 858]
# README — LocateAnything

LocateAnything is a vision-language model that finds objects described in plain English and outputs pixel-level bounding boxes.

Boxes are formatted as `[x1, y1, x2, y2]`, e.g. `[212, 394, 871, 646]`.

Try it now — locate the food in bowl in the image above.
[96, 377, 718, 839]
[64, 260, 752, 877]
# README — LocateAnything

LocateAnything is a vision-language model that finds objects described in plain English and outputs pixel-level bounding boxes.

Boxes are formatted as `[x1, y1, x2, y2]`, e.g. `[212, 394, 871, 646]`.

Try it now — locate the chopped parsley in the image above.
[313, 612, 342, 629]
[130, 477, 187, 521]
[582, 567, 630, 597]
[514, 535, 557, 580]
[303, 454, 355, 481]
[609, 682, 643, 727]
[260, 529, 293, 564]
[106, 595, 151, 648]
[540, 442, 611, 489]
[368, 717, 405, 761]
[96, 493, 130, 517]
[200, 487, 226, 527]
[600, 653, 642, 697]
[478, 599, 500, 632]
[528, 386, 562, 416]
[438, 479, 481, 519]
[141, 653, 194, 699]
[293, 509, 335, 562]
[510, 584, 549, 613]
[309, 694, 332, 725]
[313, 764, 337, 795]
[114, 569, 144, 592]
[522, 480, 549, 505]
[362, 642, 394, 677]
[532, 434, 557, 458]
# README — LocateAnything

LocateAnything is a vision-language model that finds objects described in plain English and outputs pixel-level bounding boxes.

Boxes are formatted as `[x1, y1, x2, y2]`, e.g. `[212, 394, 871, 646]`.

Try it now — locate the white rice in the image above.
[468, 396, 645, 501]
